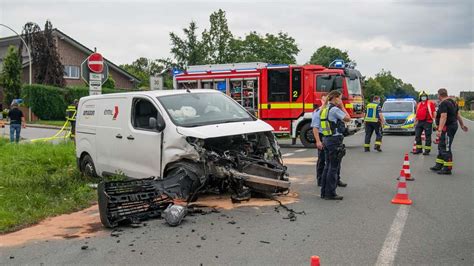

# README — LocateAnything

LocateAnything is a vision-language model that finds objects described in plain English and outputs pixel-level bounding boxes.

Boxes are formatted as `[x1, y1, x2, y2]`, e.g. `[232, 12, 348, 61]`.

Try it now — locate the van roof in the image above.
[81, 89, 219, 100]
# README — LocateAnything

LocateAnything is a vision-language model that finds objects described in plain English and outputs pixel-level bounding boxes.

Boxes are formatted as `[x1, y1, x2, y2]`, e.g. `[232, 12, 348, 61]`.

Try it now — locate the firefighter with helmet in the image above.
[413, 91, 436, 155]
[364, 95, 385, 152]
[66, 99, 79, 139]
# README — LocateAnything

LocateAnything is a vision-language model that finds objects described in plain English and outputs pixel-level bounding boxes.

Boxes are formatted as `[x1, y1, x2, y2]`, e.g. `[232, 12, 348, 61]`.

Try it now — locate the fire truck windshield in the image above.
[345, 77, 362, 95]
[157, 92, 254, 127]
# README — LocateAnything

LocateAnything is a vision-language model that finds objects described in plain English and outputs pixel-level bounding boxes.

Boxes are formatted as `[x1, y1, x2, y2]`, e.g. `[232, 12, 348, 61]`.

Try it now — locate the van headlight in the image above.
[405, 114, 415, 125]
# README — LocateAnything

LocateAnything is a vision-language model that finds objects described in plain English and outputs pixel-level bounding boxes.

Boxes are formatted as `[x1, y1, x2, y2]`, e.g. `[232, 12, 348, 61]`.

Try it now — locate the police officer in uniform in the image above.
[430, 88, 468, 175]
[312, 96, 347, 188]
[316, 90, 351, 200]
[413, 91, 435, 155]
[364, 96, 385, 152]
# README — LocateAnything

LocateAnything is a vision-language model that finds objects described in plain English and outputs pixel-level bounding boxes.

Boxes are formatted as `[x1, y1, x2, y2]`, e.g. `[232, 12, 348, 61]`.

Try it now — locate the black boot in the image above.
[374, 144, 382, 152]
[411, 149, 422, 154]
[437, 167, 452, 175]
[364, 147, 370, 152]
[430, 163, 443, 171]
[423, 150, 430, 155]
[337, 180, 347, 187]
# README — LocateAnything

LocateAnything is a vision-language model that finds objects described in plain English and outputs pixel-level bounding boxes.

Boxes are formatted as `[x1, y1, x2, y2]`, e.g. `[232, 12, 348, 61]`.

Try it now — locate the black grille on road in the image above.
[386, 119, 405, 125]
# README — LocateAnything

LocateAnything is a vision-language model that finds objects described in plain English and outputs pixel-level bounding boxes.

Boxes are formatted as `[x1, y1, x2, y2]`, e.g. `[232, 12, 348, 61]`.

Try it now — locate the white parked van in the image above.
[76, 89, 289, 201]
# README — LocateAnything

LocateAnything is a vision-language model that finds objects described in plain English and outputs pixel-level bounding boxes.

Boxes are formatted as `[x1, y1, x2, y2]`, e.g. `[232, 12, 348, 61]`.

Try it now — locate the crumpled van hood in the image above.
[176, 120, 274, 139]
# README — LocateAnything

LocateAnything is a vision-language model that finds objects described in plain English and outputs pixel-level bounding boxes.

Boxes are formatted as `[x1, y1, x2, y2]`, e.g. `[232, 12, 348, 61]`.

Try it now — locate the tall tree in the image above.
[309, 45, 351, 67]
[169, 21, 206, 68]
[20, 20, 65, 87]
[230, 31, 299, 64]
[363, 77, 384, 103]
[202, 9, 233, 64]
[120, 57, 175, 88]
[0, 46, 22, 105]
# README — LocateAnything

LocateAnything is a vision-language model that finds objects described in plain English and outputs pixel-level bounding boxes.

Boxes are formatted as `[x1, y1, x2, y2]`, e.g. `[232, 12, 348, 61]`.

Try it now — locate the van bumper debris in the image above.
[98, 132, 291, 228]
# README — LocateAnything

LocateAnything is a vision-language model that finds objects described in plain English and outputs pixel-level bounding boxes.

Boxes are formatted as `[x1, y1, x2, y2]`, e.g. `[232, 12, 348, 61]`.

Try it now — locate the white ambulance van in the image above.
[75, 89, 288, 190]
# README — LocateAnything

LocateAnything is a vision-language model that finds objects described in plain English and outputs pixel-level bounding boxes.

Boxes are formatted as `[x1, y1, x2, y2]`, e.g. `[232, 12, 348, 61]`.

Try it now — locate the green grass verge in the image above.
[0, 138, 96, 233]
[29, 120, 67, 127]
[460, 110, 474, 121]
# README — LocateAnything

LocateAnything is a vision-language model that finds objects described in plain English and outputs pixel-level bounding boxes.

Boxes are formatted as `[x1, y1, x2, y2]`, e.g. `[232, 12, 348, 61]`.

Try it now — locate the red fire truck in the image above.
[173, 61, 365, 147]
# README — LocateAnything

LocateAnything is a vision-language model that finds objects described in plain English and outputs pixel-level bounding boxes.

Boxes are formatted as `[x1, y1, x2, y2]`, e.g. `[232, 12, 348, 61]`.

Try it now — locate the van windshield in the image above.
[158, 92, 254, 127]
[382, 102, 414, 112]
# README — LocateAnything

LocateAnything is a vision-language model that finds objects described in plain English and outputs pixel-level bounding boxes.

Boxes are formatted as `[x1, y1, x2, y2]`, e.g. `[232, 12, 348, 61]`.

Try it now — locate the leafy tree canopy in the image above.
[309, 45, 351, 67]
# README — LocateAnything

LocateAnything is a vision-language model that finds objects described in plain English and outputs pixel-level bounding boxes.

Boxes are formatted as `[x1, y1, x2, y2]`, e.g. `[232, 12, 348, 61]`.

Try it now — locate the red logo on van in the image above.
[113, 106, 119, 120]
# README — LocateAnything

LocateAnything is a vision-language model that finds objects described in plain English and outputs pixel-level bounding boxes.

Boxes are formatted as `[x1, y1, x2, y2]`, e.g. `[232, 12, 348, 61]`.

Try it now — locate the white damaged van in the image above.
[76, 89, 289, 202]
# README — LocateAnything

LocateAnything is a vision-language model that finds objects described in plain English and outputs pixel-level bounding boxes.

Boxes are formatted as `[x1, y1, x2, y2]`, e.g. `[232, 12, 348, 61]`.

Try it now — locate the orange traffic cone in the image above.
[411, 140, 417, 153]
[403, 153, 415, 181]
[392, 169, 413, 205]
[310, 256, 320, 266]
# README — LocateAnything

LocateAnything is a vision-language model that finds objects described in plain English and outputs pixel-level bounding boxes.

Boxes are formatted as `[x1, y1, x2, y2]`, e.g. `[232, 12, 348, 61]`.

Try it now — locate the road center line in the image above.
[294, 149, 307, 152]
[282, 153, 294, 157]
[375, 205, 410, 266]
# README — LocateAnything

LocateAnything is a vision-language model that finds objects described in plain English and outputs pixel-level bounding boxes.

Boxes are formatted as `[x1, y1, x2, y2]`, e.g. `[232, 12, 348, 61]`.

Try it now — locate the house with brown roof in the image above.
[0, 28, 140, 104]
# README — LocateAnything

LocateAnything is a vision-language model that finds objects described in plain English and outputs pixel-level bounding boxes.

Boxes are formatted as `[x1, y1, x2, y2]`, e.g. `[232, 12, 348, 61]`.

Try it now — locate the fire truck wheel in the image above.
[299, 123, 315, 148]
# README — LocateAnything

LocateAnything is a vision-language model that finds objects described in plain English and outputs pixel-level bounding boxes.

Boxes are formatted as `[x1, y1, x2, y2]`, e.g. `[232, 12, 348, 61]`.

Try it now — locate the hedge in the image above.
[22, 84, 125, 120]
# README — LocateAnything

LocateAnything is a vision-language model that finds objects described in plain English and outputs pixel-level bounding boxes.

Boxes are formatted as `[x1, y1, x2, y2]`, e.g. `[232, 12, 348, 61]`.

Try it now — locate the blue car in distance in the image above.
[382, 98, 417, 135]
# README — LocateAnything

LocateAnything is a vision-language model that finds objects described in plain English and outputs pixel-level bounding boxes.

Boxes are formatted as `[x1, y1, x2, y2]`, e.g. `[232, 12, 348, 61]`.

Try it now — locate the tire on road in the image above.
[299, 123, 315, 148]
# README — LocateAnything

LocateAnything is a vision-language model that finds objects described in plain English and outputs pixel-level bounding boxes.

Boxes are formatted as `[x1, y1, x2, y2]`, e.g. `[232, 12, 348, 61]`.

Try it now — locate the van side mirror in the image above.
[149, 117, 157, 129]
[149, 116, 166, 132]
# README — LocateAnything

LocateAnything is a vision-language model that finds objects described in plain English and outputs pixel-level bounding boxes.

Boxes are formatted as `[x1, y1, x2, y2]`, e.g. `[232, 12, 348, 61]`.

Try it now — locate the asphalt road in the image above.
[1, 120, 473, 265]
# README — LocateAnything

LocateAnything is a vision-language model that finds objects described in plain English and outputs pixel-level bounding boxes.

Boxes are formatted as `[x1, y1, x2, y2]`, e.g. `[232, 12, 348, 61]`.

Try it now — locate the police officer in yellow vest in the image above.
[364, 96, 385, 152]
[315, 90, 351, 200]
[66, 99, 78, 139]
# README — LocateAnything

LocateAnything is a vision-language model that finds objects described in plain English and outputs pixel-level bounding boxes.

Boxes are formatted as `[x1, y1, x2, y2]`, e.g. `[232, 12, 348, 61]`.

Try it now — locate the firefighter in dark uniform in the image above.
[66, 99, 78, 139]
[430, 88, 468, 175]
[413, 91, 436, 155]
[364, 96, 385, 152]
[316, 90, 351, 200]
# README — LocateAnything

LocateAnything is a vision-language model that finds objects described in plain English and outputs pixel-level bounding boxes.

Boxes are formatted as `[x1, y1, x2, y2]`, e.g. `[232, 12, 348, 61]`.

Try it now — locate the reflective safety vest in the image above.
[66, 105, 77, 121]
[320, 105, 337, 136]
[365, 102, 379, 123]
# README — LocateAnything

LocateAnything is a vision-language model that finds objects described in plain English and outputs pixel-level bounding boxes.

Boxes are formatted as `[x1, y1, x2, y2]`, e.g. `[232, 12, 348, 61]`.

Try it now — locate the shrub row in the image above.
[22, 84, 124, 120]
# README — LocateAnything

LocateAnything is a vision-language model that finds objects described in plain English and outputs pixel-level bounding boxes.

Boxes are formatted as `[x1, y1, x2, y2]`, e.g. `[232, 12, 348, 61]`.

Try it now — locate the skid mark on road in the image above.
[375, 205, 410, 265]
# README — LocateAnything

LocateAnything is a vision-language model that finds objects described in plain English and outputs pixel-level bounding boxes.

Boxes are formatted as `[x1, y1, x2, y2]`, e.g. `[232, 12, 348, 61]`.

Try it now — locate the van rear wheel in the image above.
[299, 123, 315, 148]
[80, 154, 98, 178]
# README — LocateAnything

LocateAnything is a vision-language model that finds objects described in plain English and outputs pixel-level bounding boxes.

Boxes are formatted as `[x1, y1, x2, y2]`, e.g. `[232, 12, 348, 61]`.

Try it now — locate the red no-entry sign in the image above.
[87, 53, 104, 73]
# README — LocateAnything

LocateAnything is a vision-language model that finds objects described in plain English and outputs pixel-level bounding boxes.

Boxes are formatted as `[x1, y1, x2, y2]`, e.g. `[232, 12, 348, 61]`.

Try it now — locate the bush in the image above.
[22, 84, 127, 120]
[22, 84, 67, 120]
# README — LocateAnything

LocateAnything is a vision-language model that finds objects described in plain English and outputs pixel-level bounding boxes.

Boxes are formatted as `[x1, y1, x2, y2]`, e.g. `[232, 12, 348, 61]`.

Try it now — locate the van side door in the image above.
[118, 96, 163, 178]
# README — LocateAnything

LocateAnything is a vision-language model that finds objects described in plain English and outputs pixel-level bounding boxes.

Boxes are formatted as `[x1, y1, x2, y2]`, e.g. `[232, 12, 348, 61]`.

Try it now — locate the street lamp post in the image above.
[0, 23, 33, 120]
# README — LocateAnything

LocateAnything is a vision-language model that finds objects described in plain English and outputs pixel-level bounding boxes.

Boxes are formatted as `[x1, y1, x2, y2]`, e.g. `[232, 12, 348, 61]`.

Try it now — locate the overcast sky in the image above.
[1, 0, 472, 94]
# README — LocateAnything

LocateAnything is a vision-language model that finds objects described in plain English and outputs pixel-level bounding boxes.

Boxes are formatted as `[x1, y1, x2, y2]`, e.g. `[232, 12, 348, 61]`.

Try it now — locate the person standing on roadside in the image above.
[363, 95, 385, 152]
[8, 102, 26, 143]
[317, 90, 351, 200]
[430, 88, 468, 175]
[412, 91, 436, 155]
[312, 95, 347, 188]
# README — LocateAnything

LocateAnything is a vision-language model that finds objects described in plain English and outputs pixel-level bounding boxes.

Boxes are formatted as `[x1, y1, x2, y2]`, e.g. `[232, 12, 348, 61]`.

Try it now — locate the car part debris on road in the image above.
[163, 204, 187, 226]
[98, 132, 291, 228]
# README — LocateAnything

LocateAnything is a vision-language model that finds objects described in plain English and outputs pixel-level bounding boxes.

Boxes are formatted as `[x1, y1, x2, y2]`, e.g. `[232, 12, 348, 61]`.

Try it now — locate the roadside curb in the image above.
[4, 122, 65, 130]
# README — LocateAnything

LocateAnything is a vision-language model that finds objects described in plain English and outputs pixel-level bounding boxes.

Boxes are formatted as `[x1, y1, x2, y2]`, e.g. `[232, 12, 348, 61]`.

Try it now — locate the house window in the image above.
[64, 65, 80, 79]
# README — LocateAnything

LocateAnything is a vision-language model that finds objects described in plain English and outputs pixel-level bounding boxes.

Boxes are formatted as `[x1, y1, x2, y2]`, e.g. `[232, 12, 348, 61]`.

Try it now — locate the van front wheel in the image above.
[80, 154, 98, 178]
